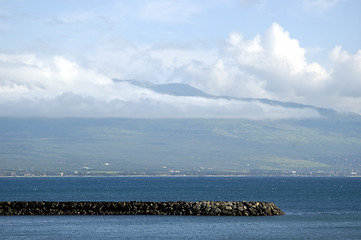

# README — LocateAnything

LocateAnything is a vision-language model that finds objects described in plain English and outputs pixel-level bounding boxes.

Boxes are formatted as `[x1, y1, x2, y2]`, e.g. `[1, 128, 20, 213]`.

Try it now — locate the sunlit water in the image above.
[1, 177, 361, 239]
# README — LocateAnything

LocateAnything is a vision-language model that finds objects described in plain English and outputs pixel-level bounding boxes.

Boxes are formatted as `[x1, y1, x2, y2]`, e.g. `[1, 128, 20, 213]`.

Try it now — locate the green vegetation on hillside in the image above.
[0, 117, 360, 175]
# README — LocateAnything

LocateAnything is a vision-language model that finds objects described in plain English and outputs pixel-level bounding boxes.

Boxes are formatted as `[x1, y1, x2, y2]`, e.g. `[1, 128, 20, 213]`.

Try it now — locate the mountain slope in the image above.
[0, 117, 360, 175]
[113, 79, 336, 116]
[0, 81, 360, 176]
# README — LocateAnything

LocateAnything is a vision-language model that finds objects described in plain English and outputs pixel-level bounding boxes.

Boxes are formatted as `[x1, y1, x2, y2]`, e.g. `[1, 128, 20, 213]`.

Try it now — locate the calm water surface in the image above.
[0, 177, 360, 239]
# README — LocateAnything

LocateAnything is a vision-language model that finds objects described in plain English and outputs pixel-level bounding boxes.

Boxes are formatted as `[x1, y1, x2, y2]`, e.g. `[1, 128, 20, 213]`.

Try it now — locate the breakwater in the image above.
[0, 201, 284, 216]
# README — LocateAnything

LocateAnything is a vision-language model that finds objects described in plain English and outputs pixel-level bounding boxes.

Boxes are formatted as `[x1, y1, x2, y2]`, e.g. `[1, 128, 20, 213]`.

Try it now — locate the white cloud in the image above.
[126, 22, 359, 114]
[1, 22, 361, 116]
[166, 22, 333, 105]
[0, 91, 322, 119]
[0, 54, 112, 102]
[329, 46, 361, 97]
[0, 52, 322, 119]
[223, 23, 330, 96]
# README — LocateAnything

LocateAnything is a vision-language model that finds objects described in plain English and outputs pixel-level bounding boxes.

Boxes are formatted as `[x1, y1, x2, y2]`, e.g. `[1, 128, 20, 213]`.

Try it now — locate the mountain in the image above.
[1, 116, 360, 176]
[113, 79, 336, 116]
[0, 80, 360, 176]
[113, 79, 212, 98]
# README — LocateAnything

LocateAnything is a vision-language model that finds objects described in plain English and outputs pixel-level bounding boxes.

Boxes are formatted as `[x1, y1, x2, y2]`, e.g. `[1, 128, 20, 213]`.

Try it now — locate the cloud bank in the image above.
[0, 23, 360, 118]
[0, 52, 321, 119]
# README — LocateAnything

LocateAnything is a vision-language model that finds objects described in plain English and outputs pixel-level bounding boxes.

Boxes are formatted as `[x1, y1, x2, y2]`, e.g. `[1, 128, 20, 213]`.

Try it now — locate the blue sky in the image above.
[0, 0, 361, 117]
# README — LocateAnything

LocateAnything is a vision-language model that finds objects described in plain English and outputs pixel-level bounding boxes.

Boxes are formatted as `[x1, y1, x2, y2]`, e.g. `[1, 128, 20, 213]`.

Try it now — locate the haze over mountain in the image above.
[0, 1, 360, 176]
[114, 79, 335, 115]
[1, 81, 360, 176]
[0, 76, 335, 120]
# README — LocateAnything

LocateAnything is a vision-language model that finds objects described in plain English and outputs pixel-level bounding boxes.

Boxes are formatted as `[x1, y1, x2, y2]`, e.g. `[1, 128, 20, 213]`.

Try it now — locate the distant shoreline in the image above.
[1, 174, 360, 178]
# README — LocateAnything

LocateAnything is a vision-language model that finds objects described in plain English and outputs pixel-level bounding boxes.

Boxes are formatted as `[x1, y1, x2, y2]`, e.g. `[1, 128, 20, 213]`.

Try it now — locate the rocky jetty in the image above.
[0, 201, 285, 216]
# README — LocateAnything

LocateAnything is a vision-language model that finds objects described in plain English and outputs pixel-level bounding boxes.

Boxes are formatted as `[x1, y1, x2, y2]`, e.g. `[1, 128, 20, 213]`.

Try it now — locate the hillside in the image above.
[1, 81, 361, 176]
[1, 116, 360, 176]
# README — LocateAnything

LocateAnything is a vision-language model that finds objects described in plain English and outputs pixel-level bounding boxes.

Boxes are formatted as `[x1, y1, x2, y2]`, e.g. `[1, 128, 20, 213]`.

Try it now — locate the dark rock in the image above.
[0, 201, 285, 216]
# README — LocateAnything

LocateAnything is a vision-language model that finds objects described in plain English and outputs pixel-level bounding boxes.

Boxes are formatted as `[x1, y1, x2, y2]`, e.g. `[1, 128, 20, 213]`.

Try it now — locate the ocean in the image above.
[0, 177, 360, 239]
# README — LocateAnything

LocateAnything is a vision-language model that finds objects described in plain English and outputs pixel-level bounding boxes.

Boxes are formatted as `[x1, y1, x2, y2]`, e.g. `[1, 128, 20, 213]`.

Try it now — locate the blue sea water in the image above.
[0, 177, 361, 239]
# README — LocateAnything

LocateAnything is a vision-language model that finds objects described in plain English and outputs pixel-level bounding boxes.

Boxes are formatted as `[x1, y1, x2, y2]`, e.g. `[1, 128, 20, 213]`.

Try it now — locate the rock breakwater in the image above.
[0, 201, 285, 216]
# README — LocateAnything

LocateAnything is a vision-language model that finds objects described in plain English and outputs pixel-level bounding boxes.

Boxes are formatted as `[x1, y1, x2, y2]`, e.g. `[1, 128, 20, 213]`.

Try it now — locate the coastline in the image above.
[1, 174, 359, 178]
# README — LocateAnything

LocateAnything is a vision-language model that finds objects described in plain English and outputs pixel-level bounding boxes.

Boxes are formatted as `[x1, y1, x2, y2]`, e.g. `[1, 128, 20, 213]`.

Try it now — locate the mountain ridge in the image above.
[113, 79, 337, 117]
[0, 80, 360, 176]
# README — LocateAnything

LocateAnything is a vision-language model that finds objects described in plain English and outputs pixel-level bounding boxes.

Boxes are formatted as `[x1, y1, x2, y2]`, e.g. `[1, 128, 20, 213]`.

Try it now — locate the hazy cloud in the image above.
[0, 91, 322, 119]
[161, 23, 360, 113]
[329, 46, 361, 97]
[138, 0, 201, 23]
[0, 21, 360, 116]
[0, 52, 322, 119]
[302, 0, 341, 11]
[166, 23, 332, 103]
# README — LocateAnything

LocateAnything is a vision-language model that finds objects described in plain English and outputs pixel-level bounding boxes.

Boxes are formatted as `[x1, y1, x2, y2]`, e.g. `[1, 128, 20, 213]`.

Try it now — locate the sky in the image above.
[0, 0, 360, 118]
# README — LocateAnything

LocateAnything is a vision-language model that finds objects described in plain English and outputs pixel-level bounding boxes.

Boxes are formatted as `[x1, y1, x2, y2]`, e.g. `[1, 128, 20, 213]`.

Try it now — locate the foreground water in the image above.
[0, 177, 361, 239]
